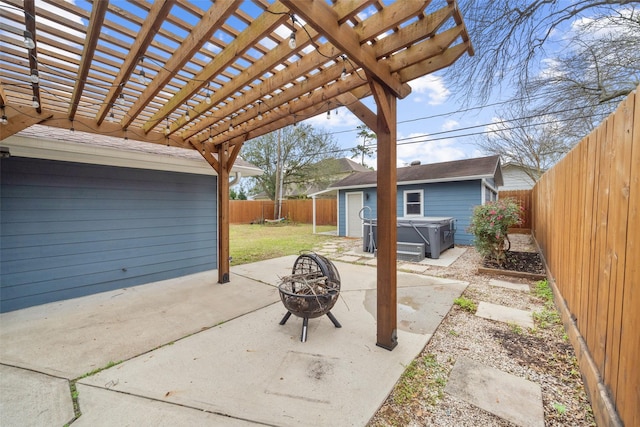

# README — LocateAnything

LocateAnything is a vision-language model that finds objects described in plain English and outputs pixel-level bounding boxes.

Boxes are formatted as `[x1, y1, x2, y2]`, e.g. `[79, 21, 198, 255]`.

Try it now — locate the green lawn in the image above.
[229, 223, 337, 265]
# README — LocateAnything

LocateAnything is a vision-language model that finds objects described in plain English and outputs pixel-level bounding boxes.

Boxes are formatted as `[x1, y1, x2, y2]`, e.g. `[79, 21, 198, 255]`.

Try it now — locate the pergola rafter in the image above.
[1, 0, 471, 149]
[0, 0, 473, 350]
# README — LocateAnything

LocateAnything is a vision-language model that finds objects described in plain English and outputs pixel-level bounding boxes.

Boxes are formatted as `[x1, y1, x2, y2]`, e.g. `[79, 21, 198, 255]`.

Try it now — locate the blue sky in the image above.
[301, 71, 496, 169]
[8, 0, 622, 171]
[296, 2, 632, 170]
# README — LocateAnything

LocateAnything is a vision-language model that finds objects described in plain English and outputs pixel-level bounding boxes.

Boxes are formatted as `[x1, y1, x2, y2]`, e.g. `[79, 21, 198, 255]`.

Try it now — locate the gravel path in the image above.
[317, 235, 596, 426]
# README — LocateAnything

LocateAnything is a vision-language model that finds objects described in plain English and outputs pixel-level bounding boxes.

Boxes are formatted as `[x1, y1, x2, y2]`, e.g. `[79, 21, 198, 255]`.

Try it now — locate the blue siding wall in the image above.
[337, 189, 377, 236]
[0, 157, 217, 312]
[337, 181, 483, 245]
[421, 181, 481, 245]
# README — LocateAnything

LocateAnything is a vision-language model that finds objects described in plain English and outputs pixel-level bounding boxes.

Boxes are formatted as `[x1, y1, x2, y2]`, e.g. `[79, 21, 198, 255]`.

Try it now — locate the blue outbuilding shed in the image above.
[327, 156, 503, 246]
[0, 126, 261, 312]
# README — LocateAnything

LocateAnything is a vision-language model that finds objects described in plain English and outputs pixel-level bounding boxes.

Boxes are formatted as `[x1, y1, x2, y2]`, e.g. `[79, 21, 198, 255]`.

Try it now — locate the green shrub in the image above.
[454, 296, 477, 313]
[467, 198, 523, 266]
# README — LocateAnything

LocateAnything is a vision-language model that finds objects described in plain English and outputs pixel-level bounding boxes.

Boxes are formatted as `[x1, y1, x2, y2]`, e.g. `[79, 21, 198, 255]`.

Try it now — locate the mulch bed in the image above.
[482, 250, 545, 275]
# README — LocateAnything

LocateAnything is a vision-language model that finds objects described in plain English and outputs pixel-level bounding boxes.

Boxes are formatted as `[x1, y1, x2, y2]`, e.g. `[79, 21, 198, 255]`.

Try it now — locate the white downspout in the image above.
[229, 171, 241, 187]
[312, 195, 317, 234]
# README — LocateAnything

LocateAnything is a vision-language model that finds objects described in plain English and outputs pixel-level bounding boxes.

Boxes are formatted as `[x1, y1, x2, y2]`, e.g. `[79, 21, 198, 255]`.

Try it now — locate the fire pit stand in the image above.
[278, 253, 341, 342]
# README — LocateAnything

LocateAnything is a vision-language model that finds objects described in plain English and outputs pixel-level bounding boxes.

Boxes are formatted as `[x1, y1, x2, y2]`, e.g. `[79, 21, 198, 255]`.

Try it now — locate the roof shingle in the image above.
[330, 155, 503, 188]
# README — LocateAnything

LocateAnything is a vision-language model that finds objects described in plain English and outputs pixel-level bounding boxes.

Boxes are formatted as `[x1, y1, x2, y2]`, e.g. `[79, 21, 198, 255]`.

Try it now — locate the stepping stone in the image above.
[322, 244, 339, 250]
[398, 263, 429, 273]
[334, 255, 362, 263]
[476, 301, 534, 329]
[489, 279, 530, 292]
[445, 357, 544, 427]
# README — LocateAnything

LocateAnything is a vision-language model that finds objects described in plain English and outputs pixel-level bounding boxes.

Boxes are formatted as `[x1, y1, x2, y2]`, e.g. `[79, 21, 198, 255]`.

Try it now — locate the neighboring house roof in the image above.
[315, 157, 371, 173]
[287, 157, 371, 198]
[329, 155, 503, 189]
[3, 125, 262, 177]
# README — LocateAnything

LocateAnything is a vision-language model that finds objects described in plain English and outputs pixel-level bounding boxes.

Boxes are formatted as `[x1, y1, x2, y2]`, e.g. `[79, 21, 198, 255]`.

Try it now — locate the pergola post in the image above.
[370, 79, 398, 351]
[217, 142, 231, 283]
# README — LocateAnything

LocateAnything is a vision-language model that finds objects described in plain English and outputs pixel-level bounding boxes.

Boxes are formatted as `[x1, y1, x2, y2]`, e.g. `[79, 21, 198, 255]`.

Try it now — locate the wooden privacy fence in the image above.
[532, 88, 638, 427]
[229, 199, 337, 225]
[499, 189, 532, 232]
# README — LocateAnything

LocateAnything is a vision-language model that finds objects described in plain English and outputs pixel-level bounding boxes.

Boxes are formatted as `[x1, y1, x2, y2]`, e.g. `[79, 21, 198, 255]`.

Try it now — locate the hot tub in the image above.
[363, 217, 455, 259]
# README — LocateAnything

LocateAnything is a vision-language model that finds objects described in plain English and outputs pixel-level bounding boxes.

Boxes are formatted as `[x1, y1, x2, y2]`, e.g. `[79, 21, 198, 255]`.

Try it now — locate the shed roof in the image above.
[329, 155, 503, 189]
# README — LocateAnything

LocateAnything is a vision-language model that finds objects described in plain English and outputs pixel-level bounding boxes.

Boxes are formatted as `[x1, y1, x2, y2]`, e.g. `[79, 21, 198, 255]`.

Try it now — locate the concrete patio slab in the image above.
[489, 279, 531, 292]
[0, 364, 74, 427]
[0, 256, 468, 426]
[74, 384, 256, 426]
[0, 270, 279, 379]
[77, 292, 431, 427]
[445, 356, 544, 427]
[476, 301, 534, 329]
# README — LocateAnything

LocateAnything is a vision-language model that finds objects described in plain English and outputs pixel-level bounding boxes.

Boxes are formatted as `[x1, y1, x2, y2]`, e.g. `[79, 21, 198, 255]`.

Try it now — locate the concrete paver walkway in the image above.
[476, 301, 535, 329]
[489, 278, 531, 292]
[449, 277, 545, 425]
[446, 357, 545, 427]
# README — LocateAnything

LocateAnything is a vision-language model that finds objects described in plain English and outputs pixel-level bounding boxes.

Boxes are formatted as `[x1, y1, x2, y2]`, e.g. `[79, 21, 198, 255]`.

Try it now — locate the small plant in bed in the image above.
[468, 198, 544, 275]
[468, 198, 523, 266]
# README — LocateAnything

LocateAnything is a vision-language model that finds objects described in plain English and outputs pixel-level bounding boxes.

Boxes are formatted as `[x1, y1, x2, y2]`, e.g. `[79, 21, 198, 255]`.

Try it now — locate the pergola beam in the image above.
[336, 93, 377, 130]
[354, 0, 429, 43]
[398, 42, 471, 82]
[178, 0, 379, 140]
[122, 0, 240, 130]
[68, 0, 109, 120]
[372, 4, 455, 58]
[23, 0, 40, 114]
[283, 0, 411, 99]
[96, 0, 176, 125]
[32, 113, 186, 148]
[0, 105, 53, 140]
[144, 2, 290, 133]
[195, 4, 465, 147]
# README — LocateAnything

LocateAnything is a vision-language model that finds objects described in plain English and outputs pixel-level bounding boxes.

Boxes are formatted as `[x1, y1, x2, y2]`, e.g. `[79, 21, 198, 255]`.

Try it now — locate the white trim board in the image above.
[1, 135, 262, 177]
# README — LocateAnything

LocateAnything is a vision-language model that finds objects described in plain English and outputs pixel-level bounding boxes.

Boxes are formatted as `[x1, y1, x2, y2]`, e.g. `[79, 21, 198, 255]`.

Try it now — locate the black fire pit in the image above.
[278, 253, 342, 342]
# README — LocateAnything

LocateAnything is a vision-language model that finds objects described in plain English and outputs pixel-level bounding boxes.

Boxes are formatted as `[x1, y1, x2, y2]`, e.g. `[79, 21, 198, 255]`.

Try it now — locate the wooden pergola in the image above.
[0, 0, 472, 350]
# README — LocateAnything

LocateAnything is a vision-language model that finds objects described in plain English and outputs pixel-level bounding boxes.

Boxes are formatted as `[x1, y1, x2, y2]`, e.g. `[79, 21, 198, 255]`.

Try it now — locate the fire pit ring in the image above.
[278, 252, 342, 342]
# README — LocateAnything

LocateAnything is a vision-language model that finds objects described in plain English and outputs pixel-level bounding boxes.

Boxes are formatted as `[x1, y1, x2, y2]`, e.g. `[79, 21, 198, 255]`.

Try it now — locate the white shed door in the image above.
[346, 192, 363, 238]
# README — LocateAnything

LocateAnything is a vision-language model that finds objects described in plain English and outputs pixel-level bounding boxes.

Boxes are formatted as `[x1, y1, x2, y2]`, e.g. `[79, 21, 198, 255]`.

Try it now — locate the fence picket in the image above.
[532, 88, 638, 427]
[229, 199, 337, 225]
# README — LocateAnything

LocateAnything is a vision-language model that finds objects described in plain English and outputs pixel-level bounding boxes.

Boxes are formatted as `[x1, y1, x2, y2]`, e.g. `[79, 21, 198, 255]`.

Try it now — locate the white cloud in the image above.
[408, 74, 450, 105]
[395, 132, 466, 167]
[538, 57, 565, 79]
[302, 107, 361, 129]
[441, 119, 459, 131]
[485, 116, 510, 140]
